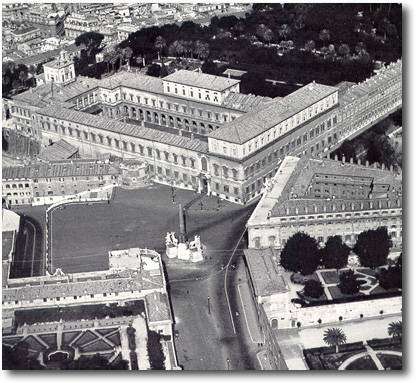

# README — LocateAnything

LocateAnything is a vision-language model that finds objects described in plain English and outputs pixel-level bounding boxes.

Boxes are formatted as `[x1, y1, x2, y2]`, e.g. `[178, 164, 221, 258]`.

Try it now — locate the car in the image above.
[174, 330, 179, 339]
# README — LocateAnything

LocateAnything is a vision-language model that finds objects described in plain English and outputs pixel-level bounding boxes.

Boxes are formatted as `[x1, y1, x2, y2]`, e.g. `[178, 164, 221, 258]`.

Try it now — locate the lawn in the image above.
[319, 270, 340, 285]
[345, 355, 378, 370]
[377, 353, 402, 370]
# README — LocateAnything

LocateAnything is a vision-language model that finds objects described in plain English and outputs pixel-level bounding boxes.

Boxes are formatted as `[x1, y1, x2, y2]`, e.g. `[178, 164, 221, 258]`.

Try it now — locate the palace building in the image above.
[247, 155, 402, 250]
[7, 56, 402, 204]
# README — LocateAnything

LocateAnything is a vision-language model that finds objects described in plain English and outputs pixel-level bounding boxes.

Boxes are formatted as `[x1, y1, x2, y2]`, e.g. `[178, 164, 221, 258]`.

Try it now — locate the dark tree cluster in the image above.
[147, 330, 166, 370]
[2, 344, 44, 370]
[354, 227, 393, 268]
[2, 61, 36, 98]
[281, 233, 350, 276]
[280, 232, 321, 275]
[320, 236, 351, 270]
[303, 279, 324, 299]
[377, 254, 402, 290]
[338, 269, 363, 294]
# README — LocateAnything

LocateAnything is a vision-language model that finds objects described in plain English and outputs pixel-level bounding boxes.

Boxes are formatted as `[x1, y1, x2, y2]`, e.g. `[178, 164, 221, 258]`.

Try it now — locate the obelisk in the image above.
[178, 203, 187, 243]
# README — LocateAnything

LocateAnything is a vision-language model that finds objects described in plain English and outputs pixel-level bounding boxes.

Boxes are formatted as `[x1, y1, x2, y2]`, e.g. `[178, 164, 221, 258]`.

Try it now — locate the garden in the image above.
[282, 229, 401, 306]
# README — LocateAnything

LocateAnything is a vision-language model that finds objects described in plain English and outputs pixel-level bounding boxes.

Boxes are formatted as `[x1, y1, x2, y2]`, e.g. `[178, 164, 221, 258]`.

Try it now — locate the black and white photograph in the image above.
[1, 0, 405, 373]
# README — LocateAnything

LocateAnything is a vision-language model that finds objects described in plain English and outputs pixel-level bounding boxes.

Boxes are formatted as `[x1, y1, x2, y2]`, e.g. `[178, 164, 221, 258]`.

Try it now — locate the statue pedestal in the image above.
[190, 247, 204, 263]
[165, 232, 204, 263]
[177, 243, 190, 261]
[166, 245, 177, 259]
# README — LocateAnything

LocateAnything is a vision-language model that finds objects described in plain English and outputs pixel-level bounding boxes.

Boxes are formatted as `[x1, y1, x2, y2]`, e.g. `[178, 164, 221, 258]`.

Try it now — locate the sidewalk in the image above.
[237, 282, 263, 344]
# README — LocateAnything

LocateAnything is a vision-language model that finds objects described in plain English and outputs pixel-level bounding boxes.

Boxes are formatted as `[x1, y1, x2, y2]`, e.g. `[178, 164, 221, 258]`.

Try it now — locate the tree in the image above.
[338, 269, 361, 295]
[201, 60, 218, 75]
[303, 279, 324, 298]
[304, 40, 316, 53]
[323, 328, 347, 353]
[354, 227, 392, 268]
[263, 28, 274, 45]
[195, 40, 210, 60]
[18, 70, 28, 87]
[154, 35, 166, 59]
[280, 232, 320, 275]
[146, 63, 161, 77]
[387, 321, 402, 341]
[123, 47, 133, 67]
[377, 265, 402, 290]
[319, 29, 331, 44]
[2, 343, 44, 370]
[338, 43, 351, 59]
[278, 24, 291, 40]
[75, 31, 104, 58]
[321, 236, 350, 270]
[168, 40, 185, 57]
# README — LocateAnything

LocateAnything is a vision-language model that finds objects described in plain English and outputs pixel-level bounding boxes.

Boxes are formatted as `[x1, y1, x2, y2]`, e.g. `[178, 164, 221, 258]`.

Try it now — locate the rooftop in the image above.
[221, 92, 273, 113]
[2, 231, 15, 261]
[2, 159, 119, 181]
[244, 248, 289, 297]
[37, 106, 209, 153]
[38, 139, 79, 162]
[98, 70, 164, 93]
[2, 209, 21, 233]
[248, 156, 402, 225]
[145, 291, 171, 323]
[12, 27, 38, 35]
[163, 69, 240, 92]
[209, 82, 338, 144]
[3, 250, 165, 303]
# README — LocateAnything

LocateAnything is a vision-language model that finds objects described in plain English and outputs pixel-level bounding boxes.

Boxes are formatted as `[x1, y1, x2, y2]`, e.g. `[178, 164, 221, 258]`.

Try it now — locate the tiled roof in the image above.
[208, 82, 338, 144]
[244, 248, 289, 296]
[268, 157, 402, 218]
[38, 106, 209, 153]
[163, 70, 240, 91]
[339, 60, 402, 107]
[145, 291, 171, 323]
[2, 159, 119, 180]
[3, 267, 164, 302]
[221, 92, 273, 112]
[13, 76, 99, 106]
[38, 139, 79, 162]
[98, 71, 164, 93]
[13, 44, 80, 66]
[12, 27, 38, 35]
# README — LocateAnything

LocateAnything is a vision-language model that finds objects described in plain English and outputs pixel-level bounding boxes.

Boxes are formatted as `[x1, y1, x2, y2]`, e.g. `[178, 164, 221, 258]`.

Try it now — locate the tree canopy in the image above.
[354, 227, 392, 268]
[303, 279, 324, 298]
[280, 232, 320, 275]
[321, 236, 350, 270]
[323, 328, 347, 352]
[338, 269, 362, 294]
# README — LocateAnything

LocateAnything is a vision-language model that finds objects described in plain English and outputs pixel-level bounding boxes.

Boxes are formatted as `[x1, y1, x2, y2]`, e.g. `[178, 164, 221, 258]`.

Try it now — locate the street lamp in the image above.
[207, 296, 211, 315]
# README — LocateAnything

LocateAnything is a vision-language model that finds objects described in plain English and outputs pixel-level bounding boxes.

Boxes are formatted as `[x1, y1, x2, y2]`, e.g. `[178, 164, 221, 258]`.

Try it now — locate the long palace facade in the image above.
[8, 52, 402, 204]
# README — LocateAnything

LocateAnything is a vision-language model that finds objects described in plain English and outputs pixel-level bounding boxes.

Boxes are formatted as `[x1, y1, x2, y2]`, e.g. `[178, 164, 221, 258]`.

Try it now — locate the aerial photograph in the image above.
[1, 1, 402, 372]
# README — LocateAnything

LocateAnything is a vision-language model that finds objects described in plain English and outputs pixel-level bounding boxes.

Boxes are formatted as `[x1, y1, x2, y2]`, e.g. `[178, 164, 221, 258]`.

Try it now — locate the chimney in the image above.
[342, 155, 345, 163]
[381, 163, 385, 170]
[334, 154, 338, 161]
[350, 157, 354, 164]
[366, 160, 369, 167]
[357, 158, 361, 165]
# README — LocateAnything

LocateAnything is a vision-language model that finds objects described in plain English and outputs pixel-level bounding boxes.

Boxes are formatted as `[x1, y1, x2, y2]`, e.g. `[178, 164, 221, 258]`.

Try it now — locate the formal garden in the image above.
[303, 321, 402, 370]
[281, 228, 402, 306]
[3, 325, 128, 370]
